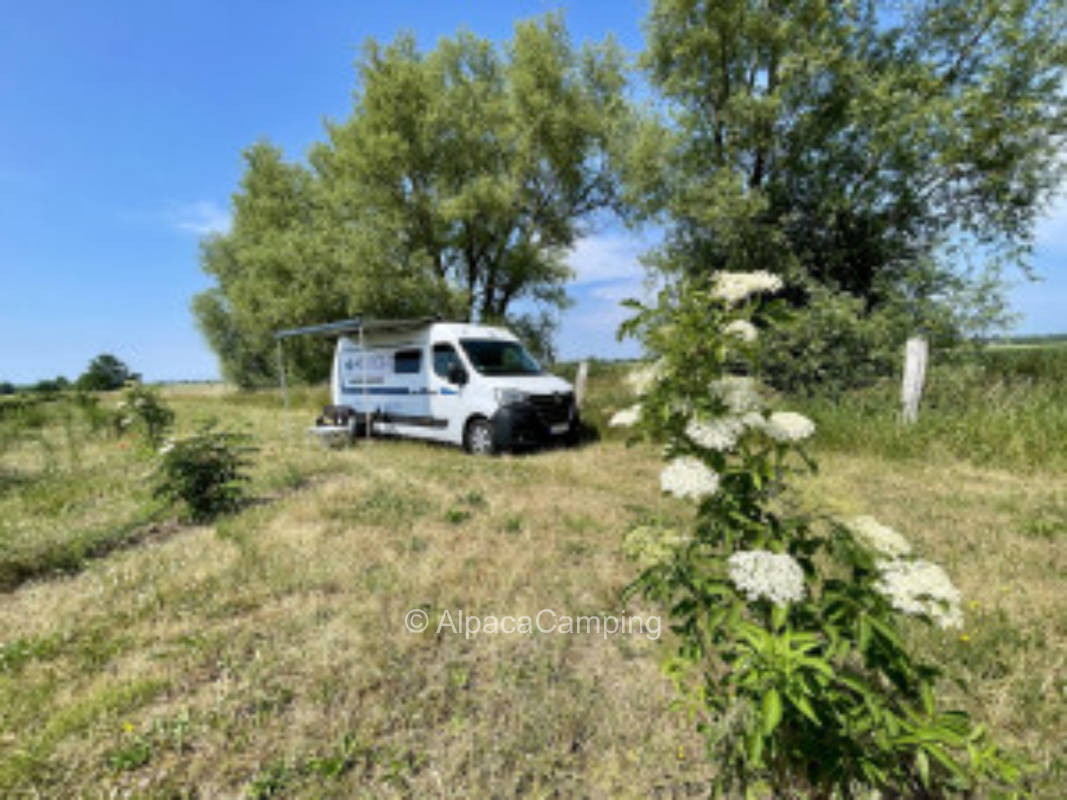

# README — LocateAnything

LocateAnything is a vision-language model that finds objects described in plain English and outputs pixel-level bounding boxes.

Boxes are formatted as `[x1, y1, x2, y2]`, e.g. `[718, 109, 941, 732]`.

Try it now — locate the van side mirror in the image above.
[448, 363, 468, 386]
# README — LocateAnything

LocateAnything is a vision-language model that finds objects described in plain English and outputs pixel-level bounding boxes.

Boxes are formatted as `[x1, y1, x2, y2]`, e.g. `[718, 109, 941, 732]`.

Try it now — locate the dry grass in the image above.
[0, 385, 1064, 796]
[0, 425, 709, 797]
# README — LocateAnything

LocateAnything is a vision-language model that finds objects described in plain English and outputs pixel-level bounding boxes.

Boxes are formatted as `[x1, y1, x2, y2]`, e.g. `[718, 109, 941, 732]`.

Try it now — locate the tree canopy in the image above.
[195, 4, 1066, 387]
[77, 354, 138, 391]
[629, 0, 1067, 340]
[195, 15, 629, 386]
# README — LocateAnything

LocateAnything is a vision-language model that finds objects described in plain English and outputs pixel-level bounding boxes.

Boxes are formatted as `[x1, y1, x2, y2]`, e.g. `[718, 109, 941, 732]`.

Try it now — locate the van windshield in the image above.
[459, 339, 542, 376]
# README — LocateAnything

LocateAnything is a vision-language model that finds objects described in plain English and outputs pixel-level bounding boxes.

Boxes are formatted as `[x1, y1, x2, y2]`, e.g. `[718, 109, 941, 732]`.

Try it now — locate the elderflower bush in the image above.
[608, 403, 642, 428]
[619, 273, 1025, 798]
[111, 382, 175, 450]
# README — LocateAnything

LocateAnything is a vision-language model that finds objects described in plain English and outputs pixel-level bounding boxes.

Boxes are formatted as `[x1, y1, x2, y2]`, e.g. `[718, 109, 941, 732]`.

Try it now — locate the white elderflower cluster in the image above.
[759, 411, 815, 443]
[685, 415, 745, 451]
[609, 404, 642, 428]
[723, 319, 758, 343]
[846, 515, 912, 557]
[626, 360, 665, 395]
[740, 410, 765, 428]
[727, 550, 806, 605]
[709, 375, 763, 414]
[710, 271, 784, 305]
[874, 559, 963, 629]
[660, 456, 720, 499]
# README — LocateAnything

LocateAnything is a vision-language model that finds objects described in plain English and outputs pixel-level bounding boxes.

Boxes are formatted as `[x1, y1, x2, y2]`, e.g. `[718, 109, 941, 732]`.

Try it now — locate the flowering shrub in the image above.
[618, 273, 1026, 798]
[608, 404, 642, 428]
[153, 422, 257, 522]
[112, 383, 175, 449]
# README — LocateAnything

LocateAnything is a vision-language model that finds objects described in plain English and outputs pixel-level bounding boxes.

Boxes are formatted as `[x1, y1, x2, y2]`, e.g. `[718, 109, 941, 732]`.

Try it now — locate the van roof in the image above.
[428, 322, 518, 341]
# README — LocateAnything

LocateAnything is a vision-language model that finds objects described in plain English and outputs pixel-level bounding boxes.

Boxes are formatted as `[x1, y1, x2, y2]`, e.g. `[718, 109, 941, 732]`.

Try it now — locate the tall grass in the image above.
[797, 345, 1067, 472]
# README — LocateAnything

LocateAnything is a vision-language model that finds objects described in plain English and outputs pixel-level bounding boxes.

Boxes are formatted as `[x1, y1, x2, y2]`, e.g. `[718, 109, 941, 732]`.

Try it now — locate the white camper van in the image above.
[292, 319, 579, 454]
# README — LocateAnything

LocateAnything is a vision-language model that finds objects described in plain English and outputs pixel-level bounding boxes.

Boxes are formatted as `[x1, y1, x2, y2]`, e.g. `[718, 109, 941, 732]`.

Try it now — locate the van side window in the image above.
[394, 349, 422, 375]
[433, 343, 460, 380]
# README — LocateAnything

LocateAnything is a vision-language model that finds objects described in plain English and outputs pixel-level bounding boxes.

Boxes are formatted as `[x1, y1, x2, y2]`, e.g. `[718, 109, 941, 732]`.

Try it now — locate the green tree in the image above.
[77, 355, 137, 391]
[630, 0, 1066, 383]
[194, 143, 364, 387]
[195, 15, 629, 386]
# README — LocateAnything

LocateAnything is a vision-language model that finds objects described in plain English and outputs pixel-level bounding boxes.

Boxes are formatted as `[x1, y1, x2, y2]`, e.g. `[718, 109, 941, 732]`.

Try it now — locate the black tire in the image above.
[464, 417, 495, 455]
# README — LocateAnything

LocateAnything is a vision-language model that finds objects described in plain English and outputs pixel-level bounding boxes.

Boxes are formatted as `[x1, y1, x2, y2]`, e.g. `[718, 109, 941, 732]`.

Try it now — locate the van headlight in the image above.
[494, 388, 528, 406]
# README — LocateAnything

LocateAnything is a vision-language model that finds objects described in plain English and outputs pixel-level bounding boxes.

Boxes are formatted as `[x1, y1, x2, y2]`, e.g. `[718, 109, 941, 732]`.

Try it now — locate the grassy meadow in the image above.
[0, 348, 1065, 797]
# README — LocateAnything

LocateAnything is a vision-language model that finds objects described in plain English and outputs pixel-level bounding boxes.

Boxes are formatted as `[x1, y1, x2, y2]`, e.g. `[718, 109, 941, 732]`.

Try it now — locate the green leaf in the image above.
[920, 683, 935, 717]
[857, 617, 871, 652]
[745, 730, 764, 765]
[866, 614, 904, 651]
[761, 687, 783, 735]
[915, 749, 930, 787]
[770, 603, 788, 631]
[787, 692, 820, 726]
[925, 743, 970, 785]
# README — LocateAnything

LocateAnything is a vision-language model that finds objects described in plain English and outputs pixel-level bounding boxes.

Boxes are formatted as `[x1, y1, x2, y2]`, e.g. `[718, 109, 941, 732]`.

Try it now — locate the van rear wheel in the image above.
[464, 418, 495, 455]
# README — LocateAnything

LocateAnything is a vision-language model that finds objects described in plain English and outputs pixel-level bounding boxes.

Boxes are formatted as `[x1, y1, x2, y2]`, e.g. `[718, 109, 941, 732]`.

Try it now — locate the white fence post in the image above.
[574, 360, 589, 409]
[901, 336, 928, 424]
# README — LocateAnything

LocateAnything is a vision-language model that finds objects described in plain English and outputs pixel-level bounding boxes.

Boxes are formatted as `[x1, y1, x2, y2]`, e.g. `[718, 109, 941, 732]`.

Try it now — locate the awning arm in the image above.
[275, 317, 365, 340]
[276, 338, 291, 443]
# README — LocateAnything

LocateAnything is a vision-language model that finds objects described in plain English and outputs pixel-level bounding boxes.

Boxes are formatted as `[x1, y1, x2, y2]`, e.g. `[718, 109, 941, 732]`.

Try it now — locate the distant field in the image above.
[985, 334, 1067, 348]
[0, 354, 1064, 796]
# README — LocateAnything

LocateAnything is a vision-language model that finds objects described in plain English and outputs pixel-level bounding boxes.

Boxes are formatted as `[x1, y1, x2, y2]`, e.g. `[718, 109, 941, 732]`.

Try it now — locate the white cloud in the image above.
[565, 231, 652, 284]
[172, 200, 231, 236]
[558, 298, 643, 361]
[556, 229, 664, 360]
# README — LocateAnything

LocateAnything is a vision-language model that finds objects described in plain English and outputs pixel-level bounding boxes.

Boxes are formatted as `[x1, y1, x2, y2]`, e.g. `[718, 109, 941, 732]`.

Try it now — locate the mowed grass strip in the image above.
[0, 437, 709, 797]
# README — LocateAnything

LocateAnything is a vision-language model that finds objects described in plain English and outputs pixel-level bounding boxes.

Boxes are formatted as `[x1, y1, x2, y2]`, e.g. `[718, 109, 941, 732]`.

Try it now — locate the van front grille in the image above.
[528, 392, 573, 425]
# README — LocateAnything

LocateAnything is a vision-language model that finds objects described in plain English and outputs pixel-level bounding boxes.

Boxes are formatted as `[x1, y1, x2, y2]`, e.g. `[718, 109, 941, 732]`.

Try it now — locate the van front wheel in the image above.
[464, 418, 495, 455]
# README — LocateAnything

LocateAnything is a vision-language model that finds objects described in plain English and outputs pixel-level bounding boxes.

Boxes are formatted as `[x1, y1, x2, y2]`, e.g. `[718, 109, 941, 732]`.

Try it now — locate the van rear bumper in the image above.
[491, 401, 579, 450]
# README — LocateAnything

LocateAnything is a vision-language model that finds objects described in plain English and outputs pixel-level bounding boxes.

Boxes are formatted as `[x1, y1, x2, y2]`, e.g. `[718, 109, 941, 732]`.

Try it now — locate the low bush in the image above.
[154, 423, 257, 522]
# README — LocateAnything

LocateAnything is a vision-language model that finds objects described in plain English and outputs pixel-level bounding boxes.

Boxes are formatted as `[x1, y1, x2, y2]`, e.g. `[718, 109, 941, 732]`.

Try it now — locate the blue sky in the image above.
[1, 1, 1063, 384]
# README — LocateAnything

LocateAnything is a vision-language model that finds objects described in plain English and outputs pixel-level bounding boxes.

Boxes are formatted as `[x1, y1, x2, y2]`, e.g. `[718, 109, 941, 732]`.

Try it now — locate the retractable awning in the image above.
[274, 316, 439, 340]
